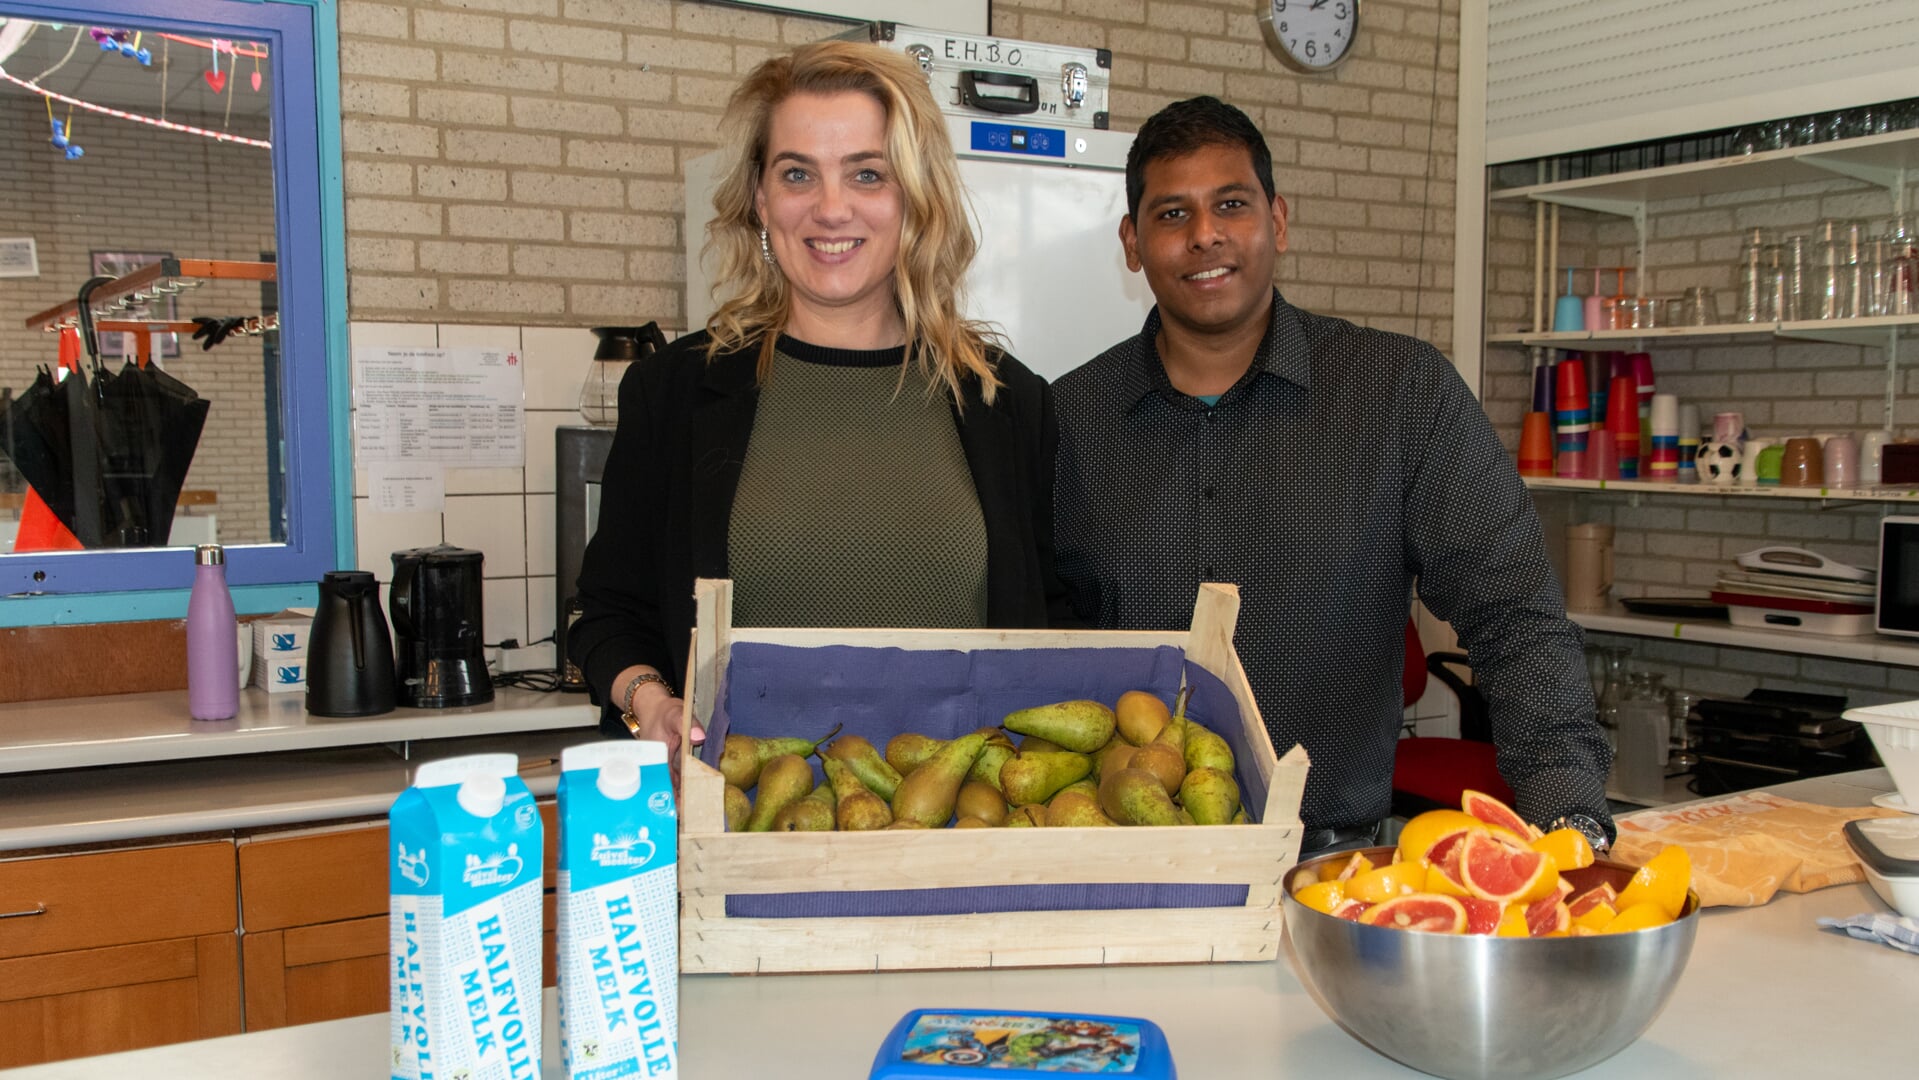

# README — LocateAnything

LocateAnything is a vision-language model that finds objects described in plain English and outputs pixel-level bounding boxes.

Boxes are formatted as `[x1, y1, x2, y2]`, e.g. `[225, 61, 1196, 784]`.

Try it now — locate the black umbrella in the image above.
[3, 276, 211, 548]
[4, 365, 77, 528]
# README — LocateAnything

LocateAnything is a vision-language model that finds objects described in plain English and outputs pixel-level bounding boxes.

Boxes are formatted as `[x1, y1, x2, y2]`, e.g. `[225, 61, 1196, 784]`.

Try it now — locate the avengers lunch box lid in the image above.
[870, 1008, 1176, 1078]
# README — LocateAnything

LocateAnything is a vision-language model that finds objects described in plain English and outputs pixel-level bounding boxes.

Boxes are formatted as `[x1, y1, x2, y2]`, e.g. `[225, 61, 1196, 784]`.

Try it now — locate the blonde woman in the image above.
[570, 42, 1069, 759]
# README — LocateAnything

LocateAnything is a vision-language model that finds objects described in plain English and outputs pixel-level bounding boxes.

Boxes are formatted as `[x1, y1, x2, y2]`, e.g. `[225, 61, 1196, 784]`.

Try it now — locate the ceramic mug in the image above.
[1824, 434, 1859, 488]
[1862, 429, 1892, 485]
[1781, 437, 1824, 487]
[1712, 411, 1746, 444]
[1749, 440, 1781, 485]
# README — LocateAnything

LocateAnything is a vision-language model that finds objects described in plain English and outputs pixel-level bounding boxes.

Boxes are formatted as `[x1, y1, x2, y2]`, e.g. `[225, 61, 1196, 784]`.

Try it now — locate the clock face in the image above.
[1258, 0, 1359, 73]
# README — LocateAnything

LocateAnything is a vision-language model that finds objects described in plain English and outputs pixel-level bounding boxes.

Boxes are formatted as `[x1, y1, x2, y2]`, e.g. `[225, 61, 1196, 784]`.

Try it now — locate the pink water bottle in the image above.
[187, 543, 239, 720]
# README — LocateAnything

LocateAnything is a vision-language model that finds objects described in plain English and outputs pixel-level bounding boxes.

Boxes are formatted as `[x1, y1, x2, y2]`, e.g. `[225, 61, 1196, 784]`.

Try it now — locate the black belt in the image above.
[1299, 820, 1385, 859]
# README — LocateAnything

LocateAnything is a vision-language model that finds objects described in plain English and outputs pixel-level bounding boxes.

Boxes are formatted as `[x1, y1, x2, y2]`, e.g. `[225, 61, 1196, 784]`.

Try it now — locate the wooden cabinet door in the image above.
[237, 803, 560, 1031]
[0, 933, 240, 1068]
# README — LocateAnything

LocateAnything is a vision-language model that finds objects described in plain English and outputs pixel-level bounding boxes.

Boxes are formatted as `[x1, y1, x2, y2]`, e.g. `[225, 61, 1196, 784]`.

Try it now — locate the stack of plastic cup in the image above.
[1518, 413, 1554, 477]
[1554, 358, 1591, 479]
[1647, 393, 1680, 479]
[1591, 421, 1619, 479]
[1629, 353, 1656, 460]
[1531, 361, 1554, 415]
[1583, 352, 1609, 426]
[1676, 404, 1701, 483]
[1606, 375, 1641, 479]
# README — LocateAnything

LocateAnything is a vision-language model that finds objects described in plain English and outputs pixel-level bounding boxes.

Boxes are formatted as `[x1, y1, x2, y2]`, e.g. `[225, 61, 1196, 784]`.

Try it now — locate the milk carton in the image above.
[556, 741, 679, 1080]
[389, 754, 545, 1080]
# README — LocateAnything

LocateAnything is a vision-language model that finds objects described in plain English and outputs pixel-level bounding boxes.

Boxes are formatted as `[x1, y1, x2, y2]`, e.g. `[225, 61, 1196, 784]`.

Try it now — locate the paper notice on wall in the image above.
[369, 462, 446, 513]
[353, 346, 524, 466]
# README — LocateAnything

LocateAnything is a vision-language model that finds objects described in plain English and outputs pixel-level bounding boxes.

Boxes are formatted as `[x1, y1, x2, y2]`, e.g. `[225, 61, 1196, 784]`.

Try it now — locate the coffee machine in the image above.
[390, 545, 493, 708]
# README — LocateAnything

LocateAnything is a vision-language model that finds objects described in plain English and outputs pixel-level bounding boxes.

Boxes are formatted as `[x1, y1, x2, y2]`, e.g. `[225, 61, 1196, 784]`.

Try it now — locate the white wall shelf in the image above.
[1488, 315, 1919, 349]
[1571, 609, 1919, 668]
[1490, 128, 1919, 215]
[1525, 477, 1919, 506]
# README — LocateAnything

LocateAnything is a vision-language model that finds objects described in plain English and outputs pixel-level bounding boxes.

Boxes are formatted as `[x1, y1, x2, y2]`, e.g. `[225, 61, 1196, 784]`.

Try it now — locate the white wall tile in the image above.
[523, 411, 579, 495]
[522, 326, 598, 411]
[354, 500, 443, 581]
[443, 494, 528, 578]
[482, 575, 529, 649]
[446, 467, 527, 495]
[436, 324, 522, 352]
[526, 493, 557, 576]
[527, 575, 557, 647]
[349, 321, 439, 353]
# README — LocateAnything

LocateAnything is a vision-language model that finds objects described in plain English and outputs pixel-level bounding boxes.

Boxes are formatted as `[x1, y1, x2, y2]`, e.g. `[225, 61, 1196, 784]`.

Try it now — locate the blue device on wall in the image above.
[869, 1008, 1176, 1078]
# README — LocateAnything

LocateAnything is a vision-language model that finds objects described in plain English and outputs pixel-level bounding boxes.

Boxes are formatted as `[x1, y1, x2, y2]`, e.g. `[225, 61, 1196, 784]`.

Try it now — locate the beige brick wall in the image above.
[340, 0, 1463, 348]
[0, 96, 275, 545]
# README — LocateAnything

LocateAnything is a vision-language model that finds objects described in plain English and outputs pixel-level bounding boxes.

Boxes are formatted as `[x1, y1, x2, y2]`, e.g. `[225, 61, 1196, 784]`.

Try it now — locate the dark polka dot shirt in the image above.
[1052, 290, 1613, 835]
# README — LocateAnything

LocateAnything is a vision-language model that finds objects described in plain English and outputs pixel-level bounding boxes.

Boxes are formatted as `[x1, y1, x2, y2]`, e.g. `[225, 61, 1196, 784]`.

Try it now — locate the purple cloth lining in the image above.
[724, 882, 1251, 919]
[704, 643, 1275, 918]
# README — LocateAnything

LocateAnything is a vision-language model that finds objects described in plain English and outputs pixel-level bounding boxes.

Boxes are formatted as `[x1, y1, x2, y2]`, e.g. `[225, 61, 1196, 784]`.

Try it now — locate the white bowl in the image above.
[1842, 700, 1919, 799]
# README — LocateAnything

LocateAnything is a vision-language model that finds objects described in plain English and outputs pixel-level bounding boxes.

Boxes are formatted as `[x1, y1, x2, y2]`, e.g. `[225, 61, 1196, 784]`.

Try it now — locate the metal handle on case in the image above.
[0, 903, 48, 919]
[959, 69, 1039, 115]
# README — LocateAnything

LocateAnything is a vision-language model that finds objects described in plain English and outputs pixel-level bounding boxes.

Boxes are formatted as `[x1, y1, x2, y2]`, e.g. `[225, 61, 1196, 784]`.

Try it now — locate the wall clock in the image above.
[1258, 0, 1359, 74]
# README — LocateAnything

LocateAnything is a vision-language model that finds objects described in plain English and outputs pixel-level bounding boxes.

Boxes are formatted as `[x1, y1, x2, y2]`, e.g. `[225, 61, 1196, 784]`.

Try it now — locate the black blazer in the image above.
[568, 330, 1072, 735]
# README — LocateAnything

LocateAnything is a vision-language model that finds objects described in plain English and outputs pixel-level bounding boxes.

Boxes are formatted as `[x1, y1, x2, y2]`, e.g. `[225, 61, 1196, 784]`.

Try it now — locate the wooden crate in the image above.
[675, 580, 1309, 974]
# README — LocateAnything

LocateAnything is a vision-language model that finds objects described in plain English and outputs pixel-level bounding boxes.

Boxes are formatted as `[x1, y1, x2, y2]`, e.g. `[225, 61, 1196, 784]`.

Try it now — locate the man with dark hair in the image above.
[1052, 96, 1613, 855]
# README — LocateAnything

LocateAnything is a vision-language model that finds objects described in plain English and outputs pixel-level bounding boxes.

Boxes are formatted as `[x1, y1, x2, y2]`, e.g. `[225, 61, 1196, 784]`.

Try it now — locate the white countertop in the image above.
[0, 729, 579, 852]
[4, 770, 1908, 1079]
[0, 686, 597, 775]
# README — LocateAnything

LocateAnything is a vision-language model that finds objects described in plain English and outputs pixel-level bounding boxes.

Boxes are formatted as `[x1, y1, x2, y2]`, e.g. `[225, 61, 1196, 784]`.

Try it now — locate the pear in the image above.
[1115, 690, 1171, 745]
[1002, 805, 1038, 827]
[1098, 742, 1139, 779]
[1000, 751, 1093, 807]
[1002, 700, 1116, 753]
[1130, 742, 1186, 797]
[955, 816, 993, 828]
[884, 732, 946, 776]
[773, 784, 836, 832]
[1044, 790, 1118, 827]
[1150, 686, 1193, 758]
[823, 735, 903, 800]
[824, 758, 893, 831]
[1180, 766, 1241, 825]
[955, 779, 1009, 827]
[1098, 767, 1180, 827]
[1184, 720, 1235, 775]
[746, 754, 815, 832]
[890, 732, 987, 827]
[723, 784, 751, 832]
[886, 820, 928, 829]
[719, 722, 842, 789]
[970, 739, 1016, 792]
[1017, 735, 1068, 756]
[1175, 808, 1196, 826]
[1055, 778, 1099, 801]
[1231, 809, 1251, 824]
[1091, 736, 1130, 778]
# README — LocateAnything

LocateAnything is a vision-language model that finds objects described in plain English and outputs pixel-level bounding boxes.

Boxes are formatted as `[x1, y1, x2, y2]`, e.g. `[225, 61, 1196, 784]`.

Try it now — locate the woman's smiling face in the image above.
[755, 90, 905, 336]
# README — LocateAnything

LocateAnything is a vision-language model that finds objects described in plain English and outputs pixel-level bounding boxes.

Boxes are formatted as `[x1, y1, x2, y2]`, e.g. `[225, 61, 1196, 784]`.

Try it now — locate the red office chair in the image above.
[1392, 621, 1516, 818]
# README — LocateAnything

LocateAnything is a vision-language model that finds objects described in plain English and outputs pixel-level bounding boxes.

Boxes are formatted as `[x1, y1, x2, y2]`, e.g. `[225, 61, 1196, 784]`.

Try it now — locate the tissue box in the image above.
[252, 611, 312, 693]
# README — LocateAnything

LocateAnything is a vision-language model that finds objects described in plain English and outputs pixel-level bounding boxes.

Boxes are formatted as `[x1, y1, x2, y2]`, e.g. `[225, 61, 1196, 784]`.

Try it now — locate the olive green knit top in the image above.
[726, 336, 989, 629]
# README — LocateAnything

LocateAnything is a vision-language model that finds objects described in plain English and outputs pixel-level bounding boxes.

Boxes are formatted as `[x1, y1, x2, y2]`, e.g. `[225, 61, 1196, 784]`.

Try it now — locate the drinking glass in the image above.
[1736, 241, 1767, 323]
[1682, 286, 1719, 325]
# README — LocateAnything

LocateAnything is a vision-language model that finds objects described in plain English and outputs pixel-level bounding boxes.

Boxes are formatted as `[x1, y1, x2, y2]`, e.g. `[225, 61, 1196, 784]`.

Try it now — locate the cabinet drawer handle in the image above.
[0, 903, 48, 919]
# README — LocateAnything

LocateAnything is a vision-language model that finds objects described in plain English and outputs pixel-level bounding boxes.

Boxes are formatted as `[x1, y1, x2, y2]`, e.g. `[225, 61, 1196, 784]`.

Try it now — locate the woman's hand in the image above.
[616, 669, 706, 793]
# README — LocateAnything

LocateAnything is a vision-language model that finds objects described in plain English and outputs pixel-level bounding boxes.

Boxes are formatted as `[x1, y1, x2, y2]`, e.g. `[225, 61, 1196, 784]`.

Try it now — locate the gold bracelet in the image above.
[618, 672, 674, 737]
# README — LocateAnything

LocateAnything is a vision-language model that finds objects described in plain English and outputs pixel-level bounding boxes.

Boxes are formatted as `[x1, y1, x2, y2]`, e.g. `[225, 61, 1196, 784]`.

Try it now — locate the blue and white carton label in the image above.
[557, 741, 679, 1080]
[390, 753, 545, 1080]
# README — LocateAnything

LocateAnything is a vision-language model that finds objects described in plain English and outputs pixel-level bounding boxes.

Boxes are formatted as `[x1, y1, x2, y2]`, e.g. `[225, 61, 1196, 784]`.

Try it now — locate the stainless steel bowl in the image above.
[1283, 846, 1698, 1080]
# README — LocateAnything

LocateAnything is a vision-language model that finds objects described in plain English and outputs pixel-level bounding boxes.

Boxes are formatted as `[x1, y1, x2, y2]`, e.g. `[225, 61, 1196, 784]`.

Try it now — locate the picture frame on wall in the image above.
[89, 249, 180, 359]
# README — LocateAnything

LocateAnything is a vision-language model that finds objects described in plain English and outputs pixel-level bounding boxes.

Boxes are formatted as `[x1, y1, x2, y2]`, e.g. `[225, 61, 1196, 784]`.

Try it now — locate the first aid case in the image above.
[840, 22, 1111, 130]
